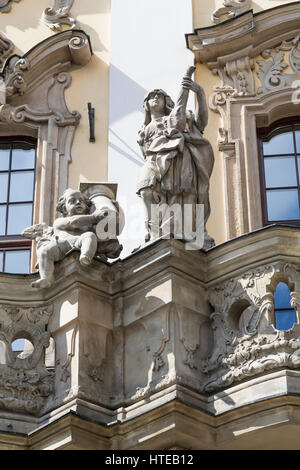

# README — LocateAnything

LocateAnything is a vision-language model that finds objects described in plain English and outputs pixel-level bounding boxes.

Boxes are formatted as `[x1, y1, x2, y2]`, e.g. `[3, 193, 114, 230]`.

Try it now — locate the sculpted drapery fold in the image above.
[137, 67, 215, 248]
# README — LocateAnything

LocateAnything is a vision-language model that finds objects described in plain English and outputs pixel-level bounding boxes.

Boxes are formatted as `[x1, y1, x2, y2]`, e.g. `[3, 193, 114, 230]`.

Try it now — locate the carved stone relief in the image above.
[22, 184, 123, 288]
[0, 34, 14, 68]
[0, 30, 92, 227]
[212, 0, 251, 24]
[186, 4, 300, 239]
[0, 0, 20, 13]
[202, 263, 300, 393]
[0, 304, 54, 415]
[177, 309, 202, 370]
[42, 0, 76, 31]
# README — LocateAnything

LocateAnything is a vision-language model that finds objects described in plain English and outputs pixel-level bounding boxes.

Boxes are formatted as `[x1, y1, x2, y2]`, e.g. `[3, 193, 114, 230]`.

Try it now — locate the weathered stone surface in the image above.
[22, 183, 123, 288]
[0, 226, 300, 448]
[137, 67, 215, 249]
[42, 0, 76, 31]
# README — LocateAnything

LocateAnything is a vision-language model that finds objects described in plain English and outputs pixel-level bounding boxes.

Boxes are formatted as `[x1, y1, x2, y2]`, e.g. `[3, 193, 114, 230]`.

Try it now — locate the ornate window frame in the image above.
[0, 29, 92, 228]
[257, 116, 300, 226]
[186, 3, 300, 239]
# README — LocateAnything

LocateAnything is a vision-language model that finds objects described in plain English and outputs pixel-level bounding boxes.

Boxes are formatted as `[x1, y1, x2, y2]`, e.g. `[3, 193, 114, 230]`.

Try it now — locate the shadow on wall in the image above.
[109, 64, 147, 124]
[108, 64, 147, 167]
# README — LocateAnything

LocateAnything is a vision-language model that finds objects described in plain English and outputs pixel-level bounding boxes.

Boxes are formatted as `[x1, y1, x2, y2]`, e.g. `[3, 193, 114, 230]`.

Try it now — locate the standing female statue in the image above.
[136, 66, 215, 249]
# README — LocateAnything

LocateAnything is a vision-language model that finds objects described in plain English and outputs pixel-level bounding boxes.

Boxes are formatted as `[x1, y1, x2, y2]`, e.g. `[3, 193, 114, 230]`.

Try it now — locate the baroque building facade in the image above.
[0, 0, 300, 450]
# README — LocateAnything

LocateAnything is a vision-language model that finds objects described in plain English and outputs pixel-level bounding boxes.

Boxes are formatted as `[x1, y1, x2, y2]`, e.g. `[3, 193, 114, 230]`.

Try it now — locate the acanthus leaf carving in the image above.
[256, 37, 300, 94]
[203, 263, 300, 393]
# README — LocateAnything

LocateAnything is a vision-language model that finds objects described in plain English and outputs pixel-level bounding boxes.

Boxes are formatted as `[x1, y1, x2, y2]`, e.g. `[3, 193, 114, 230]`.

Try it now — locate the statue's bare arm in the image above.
[54, 214, 100, 230]
[170, 67, 207, 132]
[193, 81, 208, 132]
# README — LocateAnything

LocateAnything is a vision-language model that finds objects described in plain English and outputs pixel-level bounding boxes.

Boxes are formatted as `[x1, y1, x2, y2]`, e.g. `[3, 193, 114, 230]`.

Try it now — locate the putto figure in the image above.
[137, 66, 215, 249]
[22, 186, 123, 288]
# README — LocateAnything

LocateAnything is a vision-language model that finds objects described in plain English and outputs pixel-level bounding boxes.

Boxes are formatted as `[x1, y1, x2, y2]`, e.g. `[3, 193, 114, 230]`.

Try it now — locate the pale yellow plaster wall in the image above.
[191, 0, 294, 245]
[0, 0, 110, 187]
[195, 64, 226, 246]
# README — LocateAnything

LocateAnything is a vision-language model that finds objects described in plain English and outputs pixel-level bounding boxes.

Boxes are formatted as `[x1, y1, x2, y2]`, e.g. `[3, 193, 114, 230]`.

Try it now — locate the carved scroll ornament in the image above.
[212, 0, 251, 24]
[42, 0, 76, 31]
[0, 34, 14, 67]
[202, 263, 300, 393]
[257, 36, 300, 94]
[0, 30, 92, 225]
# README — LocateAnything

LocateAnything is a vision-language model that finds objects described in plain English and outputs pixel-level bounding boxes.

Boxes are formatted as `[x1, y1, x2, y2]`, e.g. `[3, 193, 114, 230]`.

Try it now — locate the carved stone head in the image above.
[143, 89, 174, 126]
[56, 188, 92, 217]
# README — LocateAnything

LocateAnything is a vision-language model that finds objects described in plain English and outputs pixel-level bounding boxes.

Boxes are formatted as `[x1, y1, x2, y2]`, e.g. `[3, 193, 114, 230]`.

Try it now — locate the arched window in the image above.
[0, 137, 36, 274]
[258, 118, 300, 225]
[274, 282, 295, 331]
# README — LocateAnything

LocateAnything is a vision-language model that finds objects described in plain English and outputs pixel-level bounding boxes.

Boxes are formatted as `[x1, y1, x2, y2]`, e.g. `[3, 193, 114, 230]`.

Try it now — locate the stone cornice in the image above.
[186, 2, 300, 63]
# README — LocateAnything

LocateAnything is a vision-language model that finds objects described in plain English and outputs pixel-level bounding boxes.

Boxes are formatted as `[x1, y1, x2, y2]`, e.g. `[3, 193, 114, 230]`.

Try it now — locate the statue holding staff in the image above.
[136, 66, 215, 249]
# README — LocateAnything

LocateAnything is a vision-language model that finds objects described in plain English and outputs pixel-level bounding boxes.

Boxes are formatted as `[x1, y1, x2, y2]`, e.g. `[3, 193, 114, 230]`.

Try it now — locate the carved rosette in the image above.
[0, 304, 54, 415]
[203, 263, 300, 393]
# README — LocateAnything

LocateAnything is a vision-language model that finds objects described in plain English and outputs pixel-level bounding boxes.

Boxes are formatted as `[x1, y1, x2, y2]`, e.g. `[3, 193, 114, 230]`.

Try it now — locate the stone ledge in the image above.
[3, 393, 300, 449]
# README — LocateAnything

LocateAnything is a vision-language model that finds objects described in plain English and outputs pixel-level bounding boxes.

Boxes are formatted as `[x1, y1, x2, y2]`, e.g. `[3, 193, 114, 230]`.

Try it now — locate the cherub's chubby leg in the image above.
[32, 242, 66, 289]
[75, 231, 98, 266]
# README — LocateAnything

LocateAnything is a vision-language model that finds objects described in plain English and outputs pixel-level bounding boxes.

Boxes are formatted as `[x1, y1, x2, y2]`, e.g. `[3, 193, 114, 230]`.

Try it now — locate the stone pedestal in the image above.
[1, 226, 300, 449]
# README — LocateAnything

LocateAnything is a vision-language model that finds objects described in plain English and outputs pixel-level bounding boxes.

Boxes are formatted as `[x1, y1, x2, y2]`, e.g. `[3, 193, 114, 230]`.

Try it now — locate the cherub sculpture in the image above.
[22, 187, 122, 288]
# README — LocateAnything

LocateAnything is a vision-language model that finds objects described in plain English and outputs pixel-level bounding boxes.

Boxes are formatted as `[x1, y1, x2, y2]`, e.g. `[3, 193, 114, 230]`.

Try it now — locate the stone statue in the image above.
[137, 66, 215, 249]
[22, 184, 123, 288]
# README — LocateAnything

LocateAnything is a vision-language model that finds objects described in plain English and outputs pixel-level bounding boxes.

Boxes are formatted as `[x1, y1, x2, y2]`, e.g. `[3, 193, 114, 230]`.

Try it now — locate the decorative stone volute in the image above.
[0, 30, 92, 226]
[42, 0, 76, 31]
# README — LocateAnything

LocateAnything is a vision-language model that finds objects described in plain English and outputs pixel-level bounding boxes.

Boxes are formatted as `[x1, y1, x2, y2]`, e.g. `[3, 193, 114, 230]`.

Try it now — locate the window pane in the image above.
[9, 172, 34, 202]
[274, 282, 291, 309]
[295, 126, 300, 153]
[0, 251, 3, 271]
[0, 206, 6, 236]
[264, 156, 297, 188]
[275, 309, 296, 331]
[11, 338, 25, 352]
[11, 145, 35, 170]
[0, 173, 8, 203]
[263, 128, 294, 155]
[266, 189, 300, 221]
[7, 204, 32, 235]
[4, 250, 30, 274]
[0, 145, 10, 171]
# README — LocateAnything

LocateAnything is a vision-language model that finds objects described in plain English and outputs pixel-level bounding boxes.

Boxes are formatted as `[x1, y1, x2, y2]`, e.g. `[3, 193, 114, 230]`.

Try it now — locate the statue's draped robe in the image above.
[137, 111, 214, 225]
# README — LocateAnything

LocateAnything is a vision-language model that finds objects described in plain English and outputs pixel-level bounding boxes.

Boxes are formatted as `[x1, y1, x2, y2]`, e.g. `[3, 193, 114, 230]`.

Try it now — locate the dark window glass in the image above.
[258, 119, 300, 224]
[274, 282, 295, 331]
[0, 138, 36, 274]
